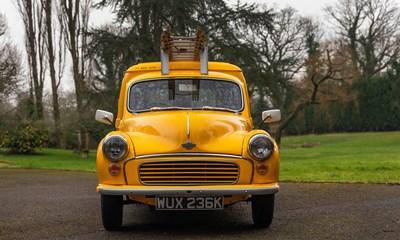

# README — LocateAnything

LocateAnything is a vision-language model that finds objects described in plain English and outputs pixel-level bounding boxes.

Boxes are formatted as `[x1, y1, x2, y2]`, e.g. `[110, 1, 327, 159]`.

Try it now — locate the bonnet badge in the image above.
[182, 140, 196, 150]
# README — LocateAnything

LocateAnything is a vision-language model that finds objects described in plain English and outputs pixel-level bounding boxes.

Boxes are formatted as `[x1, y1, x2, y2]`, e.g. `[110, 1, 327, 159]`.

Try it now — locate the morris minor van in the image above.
[95, 28, 281, 230]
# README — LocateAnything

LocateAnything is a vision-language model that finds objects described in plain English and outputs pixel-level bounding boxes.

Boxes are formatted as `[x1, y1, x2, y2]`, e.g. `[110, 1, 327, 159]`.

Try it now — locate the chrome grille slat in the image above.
[139, 160, 239, 185]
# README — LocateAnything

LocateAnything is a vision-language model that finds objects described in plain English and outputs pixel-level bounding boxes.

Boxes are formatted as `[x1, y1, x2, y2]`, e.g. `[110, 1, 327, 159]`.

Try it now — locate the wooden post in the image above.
[82, 130, 90, 158]
[77, 130, 83, 154]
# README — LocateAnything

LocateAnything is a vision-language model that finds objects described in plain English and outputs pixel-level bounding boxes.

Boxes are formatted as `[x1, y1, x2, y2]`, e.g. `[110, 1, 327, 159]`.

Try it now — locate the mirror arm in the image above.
[258, 114, 271, 129]
[103, 116, 113, 125]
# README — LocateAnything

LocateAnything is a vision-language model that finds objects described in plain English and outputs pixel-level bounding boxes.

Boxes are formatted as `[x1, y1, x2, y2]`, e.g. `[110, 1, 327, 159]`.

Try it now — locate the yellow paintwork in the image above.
[121, 111, 251, 156]
[97, 61, 280, 206]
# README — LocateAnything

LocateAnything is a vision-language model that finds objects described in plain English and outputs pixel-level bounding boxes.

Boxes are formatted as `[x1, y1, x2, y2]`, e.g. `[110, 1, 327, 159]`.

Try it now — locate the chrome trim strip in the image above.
[132, 153, 243, 160]
[186, 112, 190, 138]
[98, 186, 279, 196]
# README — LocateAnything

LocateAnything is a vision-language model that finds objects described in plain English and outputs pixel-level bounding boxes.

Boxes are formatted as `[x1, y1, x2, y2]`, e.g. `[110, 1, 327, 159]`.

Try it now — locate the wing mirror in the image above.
[259, 109, 281, 128]
[95, 110, 114, 125]
[262, 109, 281, 123]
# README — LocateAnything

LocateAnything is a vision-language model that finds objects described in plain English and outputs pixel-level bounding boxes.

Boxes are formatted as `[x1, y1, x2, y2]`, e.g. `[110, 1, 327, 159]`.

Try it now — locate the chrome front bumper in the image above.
[97, 183, 279, 196]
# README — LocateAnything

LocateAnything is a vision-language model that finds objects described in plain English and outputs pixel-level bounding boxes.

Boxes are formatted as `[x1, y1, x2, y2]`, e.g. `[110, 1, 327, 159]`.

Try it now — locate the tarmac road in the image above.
[0, 169, 399, 240]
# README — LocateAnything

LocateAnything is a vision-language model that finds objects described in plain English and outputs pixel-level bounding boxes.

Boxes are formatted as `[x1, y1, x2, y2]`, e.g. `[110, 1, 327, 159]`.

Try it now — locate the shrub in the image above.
[0, 120, 48, 154]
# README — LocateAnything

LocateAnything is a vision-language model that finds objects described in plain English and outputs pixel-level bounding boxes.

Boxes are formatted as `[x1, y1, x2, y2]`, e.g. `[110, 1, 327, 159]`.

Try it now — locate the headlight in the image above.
[102, 135, 128, 161]
[248, 134, 274, 161]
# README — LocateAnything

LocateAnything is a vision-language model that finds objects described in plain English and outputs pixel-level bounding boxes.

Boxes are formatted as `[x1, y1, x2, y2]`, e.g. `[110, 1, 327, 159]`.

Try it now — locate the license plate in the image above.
[156, 196, 224, 210]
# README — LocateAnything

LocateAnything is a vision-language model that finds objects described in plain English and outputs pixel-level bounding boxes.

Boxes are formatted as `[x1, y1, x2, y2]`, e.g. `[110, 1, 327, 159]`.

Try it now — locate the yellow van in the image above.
[95, 28, 281, 230]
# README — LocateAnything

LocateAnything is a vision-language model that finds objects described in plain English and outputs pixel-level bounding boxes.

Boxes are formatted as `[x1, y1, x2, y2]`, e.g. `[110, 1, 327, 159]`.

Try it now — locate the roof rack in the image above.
[160, 27, 208, 75]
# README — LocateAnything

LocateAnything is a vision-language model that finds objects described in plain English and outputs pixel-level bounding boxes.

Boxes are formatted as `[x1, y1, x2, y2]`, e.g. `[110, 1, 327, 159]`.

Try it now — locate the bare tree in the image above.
[325, 0, 400, 78]
[0, 14, 21, 99]
[273, 41, 355, 143]
[58, 0, 92, 116]
[249, 14, 353, 143]
[243, 7, 311, 138]
[249, 8, 308, 111]
[42, 0, 66, 147]
[16, 0, 47, 120]
[58, 0, 92, 155]
[0, 13, 6, 36]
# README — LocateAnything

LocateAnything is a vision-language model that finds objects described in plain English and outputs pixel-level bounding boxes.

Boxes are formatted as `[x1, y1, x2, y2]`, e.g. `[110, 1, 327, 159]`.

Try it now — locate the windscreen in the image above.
[128, 79, 243, 112]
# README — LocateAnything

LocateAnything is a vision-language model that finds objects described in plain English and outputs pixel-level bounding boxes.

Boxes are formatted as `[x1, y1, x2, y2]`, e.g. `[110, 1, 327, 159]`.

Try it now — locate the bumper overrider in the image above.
[97, 182, 279, 196]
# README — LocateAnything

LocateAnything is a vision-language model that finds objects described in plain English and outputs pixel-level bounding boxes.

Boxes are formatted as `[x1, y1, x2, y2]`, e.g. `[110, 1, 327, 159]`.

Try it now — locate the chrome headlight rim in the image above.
[102, 135, 128, 161]
[248, 134, 274, 161]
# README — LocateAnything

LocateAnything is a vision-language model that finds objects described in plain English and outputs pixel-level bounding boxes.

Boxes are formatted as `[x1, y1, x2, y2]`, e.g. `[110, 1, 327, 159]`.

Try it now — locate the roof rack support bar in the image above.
[161, 47, 169, 75]
[200, 47, 208, 75]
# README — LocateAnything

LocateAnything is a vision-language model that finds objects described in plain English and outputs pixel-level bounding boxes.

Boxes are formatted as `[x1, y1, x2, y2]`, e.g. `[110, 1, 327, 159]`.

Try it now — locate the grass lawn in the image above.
[1, 132, 399, 183]
[0, 148, 96, 172]
[280, 131, 400, 183]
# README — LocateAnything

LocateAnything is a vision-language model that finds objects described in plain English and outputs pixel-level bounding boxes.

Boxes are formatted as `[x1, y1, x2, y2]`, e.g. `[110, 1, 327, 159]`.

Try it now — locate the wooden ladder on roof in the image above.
[160, 27, 208, 75]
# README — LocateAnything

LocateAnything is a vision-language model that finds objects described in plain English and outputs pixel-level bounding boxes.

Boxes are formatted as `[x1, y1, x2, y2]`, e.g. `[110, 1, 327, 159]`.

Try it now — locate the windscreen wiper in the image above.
[150, 106, 191, 111]
[201, 106, 239, 113]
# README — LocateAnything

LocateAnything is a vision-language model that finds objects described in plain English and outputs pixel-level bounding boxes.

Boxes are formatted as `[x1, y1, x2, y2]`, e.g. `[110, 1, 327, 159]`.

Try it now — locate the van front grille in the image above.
[139, 160, 239, 185]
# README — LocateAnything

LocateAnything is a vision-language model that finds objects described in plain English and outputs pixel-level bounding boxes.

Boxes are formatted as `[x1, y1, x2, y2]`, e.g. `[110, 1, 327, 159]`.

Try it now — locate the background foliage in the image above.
[1, 0, 400, 153]
[0, 120, 48, 153]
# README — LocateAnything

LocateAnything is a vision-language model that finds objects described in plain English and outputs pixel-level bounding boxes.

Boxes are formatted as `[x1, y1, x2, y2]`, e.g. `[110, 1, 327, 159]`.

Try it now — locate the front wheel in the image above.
[101, 195, 123, 231]
[251, 194, 275, 228]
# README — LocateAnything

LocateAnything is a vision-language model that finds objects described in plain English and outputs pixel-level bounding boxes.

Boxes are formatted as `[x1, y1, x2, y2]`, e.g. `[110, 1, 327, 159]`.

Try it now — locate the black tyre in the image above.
[251, 194, 275, 228]
[101, 194, 123, 231]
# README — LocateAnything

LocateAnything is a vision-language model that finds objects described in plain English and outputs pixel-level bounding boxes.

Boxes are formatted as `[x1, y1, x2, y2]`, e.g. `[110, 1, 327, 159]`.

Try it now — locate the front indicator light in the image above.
[256, 162, 268, 175]
[109, 162, 121, 176]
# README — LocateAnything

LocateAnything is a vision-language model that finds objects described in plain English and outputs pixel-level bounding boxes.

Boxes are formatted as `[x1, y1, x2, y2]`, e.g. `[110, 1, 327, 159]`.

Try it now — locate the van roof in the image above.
[127, 61, 242, 73]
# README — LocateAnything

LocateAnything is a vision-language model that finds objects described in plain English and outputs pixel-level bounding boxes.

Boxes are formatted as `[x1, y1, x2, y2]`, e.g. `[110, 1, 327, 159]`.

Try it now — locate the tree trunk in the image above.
[273, 101, 310, 146]
[20, 0, 44, 120]
[43, 0, 62, 147]
[273, 127, 283, 148]
[59, 0, 90, 154]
